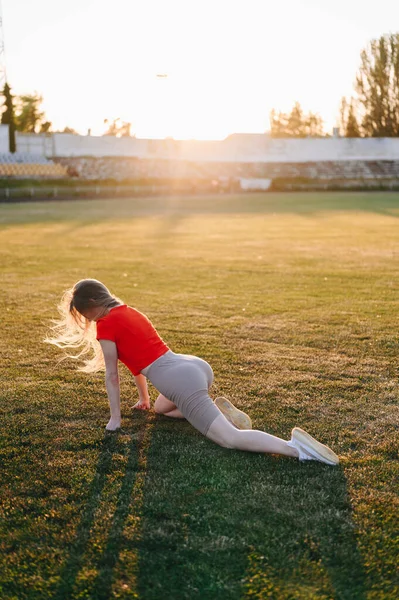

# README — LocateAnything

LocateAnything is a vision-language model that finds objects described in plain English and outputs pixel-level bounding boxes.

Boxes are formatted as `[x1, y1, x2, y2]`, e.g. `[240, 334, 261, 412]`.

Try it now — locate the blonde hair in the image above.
[44, 279, 123, 373]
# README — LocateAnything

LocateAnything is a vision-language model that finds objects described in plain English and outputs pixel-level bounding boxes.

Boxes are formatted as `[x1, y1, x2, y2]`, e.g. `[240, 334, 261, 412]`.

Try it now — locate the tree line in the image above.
[0, 86, 132, 153]
[1, 32, 399, 152]
[270, 33, 399, 138]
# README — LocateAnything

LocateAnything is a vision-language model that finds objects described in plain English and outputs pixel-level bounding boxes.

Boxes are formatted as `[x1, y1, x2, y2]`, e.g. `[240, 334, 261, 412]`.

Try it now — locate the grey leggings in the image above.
[141, 350, 221, 435]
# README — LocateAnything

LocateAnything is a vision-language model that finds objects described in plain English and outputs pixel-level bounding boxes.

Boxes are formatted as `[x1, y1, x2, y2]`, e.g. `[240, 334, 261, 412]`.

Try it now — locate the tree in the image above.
[355, 33, 399, 137]
[1, 82, 16, 152]
[40, 120, 52, 133]
[339, 97, 361, 137]
[61, 126, 78, 134]
[346, 103, 361, 138]
[14, 93, 52, 133]
[270, 102, 324, 137]
[103, 117, 132, 137]
[52, 126, 79, 134]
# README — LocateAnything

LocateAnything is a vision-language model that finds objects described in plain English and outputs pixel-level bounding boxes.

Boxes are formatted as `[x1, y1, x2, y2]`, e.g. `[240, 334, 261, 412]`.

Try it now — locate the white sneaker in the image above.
[288, 427, 339, 466]
[214, 397, 252, 430]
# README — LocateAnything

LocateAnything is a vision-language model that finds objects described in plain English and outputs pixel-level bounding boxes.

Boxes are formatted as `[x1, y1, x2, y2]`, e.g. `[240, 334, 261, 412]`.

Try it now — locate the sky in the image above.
[2, 0, 399, 139]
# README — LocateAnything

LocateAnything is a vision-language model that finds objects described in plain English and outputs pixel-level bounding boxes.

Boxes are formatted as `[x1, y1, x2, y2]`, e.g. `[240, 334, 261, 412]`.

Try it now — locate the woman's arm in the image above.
[99, 339, 121, 430]
[134, 374, 150, 401]
[132, 374, 151, 410]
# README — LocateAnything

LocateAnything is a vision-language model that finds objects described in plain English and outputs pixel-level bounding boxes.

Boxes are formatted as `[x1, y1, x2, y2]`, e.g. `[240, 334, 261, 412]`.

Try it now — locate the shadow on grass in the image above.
[53, 414, 153, 600]
[135, 419, 367, 600]
[1, 192, 399, 227]
[238, 462, 367, 600]
[54, 416, 366, 600]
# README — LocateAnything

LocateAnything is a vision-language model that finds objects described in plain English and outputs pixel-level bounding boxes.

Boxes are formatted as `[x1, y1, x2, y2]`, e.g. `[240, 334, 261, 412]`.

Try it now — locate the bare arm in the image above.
[134, 374, 150, 401]
[132, 374, 151, 410]
[99, 339, 121, 430]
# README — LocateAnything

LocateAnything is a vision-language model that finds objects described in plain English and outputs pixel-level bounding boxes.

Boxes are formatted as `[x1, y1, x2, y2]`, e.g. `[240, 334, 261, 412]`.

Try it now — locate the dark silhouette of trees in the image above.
[14, 93, 52, 133]
[340, 33, 399, 137]
[356, 33, 399, 136]
[61, 126, 78, 134]
[270, 102, 324, 137]
[103, 118, 132, 137]
[1, 83, 16, 152]
[339, 97, 361, 137]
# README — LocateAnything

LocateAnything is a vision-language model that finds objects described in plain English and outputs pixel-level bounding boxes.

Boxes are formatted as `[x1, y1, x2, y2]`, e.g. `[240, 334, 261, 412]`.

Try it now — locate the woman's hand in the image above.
[132, 397, 151, 411]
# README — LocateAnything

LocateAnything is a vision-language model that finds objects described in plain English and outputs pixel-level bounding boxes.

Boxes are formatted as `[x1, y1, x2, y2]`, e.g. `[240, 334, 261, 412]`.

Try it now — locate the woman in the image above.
[45, 278, 339, 466]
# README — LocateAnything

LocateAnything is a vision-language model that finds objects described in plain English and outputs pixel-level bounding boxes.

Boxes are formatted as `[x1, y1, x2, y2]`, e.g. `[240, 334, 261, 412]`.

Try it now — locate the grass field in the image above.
[1, 192, 398, 600]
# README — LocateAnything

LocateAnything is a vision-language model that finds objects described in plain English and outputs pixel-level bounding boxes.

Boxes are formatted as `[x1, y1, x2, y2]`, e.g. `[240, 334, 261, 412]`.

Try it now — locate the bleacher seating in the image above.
[53, 156, 399, 182]
[2, 151, 399, 184]
[0, 153, 68, 178]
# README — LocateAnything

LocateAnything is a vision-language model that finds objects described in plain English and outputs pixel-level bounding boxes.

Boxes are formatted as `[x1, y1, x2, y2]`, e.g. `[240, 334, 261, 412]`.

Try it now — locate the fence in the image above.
[0, 184, 171, 201]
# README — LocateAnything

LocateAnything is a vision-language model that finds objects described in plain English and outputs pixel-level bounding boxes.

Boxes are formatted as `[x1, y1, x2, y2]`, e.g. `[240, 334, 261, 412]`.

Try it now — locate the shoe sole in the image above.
[292, 427, 339, 465]
[214, 397, 252, 430]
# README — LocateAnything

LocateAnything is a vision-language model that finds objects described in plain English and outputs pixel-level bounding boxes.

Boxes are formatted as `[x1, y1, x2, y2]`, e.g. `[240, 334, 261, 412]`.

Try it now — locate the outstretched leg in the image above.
[206, 414, 339, 464]
[207, 413, 299, 457]
[154, 394, 185, 419]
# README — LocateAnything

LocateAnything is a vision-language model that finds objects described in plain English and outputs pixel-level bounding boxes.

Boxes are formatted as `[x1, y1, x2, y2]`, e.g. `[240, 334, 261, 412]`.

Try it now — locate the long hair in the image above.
[44, 279, 123, 373]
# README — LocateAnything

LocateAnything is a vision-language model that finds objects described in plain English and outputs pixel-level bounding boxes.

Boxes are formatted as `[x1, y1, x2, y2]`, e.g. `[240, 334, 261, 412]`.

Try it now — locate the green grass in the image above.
[0, 191, 398, 599]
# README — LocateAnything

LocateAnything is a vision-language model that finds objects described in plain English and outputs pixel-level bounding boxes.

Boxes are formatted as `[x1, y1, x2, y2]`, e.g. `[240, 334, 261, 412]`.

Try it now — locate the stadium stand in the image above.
[2, 127, 399, 191]
[53, 156, 399, 182]
[0, 153, 68, 178]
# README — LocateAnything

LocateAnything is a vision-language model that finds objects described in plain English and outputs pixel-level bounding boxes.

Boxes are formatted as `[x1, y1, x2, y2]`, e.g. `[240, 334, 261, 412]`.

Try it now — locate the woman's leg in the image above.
[206, 414, 299, 458]
[153, 381, 213, 420]
[154, 394, 185, 419]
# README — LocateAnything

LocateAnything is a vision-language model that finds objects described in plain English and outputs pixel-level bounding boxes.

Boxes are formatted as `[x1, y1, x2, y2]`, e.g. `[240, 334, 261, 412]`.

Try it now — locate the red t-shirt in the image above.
[96, 305, 169, 375]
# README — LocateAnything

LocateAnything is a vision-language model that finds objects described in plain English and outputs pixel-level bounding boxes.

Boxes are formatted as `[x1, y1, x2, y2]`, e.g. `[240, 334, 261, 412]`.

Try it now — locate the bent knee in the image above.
[154, 394, 176, 415]
[153, 398, 162, 413]
[153, 397, 166, 414]
[154, 401, 169, 415]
